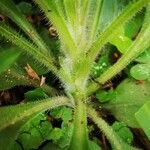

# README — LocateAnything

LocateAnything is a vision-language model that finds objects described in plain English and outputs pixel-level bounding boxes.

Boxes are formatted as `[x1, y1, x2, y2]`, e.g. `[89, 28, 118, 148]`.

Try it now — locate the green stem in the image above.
[69, 98, 89, 150]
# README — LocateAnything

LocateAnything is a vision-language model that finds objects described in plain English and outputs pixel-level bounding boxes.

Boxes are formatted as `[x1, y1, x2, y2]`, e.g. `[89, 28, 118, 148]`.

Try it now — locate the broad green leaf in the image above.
[15, 113, 53, 150]
[25, 88, 49, 101]
[96, 89, 115, 103]
[112, 121, 133, 144]
[48, 128, 63, 141]
[124, 12, 144, 39]
[0, 97, 69, 149]
[0, 121, 24, 150]
[110, 29, 132, 54]
[87, 0, 149, 64]
[97, 0, 132, 54]
[103, 79, 150, 127]
[88, 140, 102, 150]
[50, 107, 73, 148]
[41, 142, 62, 150]
[130, 64, 150, 80]
[17, 2, 32, 15]
[0, 47, 21, 74]
[98, 0, 119, 33]
[136, 47, 150, 64]
[135, 101, 150, 140]
[14, 107, 73, 150]
[130, 47, 150, 81]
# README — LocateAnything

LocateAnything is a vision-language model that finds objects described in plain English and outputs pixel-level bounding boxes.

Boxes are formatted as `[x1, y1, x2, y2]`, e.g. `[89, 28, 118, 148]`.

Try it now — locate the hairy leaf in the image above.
[0, 64, 36, 90]
[0, 97, 69, 131]
[0, 0, 51, 56]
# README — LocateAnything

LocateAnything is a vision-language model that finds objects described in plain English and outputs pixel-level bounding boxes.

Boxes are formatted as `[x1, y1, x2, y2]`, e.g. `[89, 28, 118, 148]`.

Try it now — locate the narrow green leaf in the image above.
[87, 0, 149, 62]
[135, 101, 150, 140]
[0, 64, 38, 90]
[0, 97, 69, 131]
[63, 0, 77, 33]
[86, 0, 102, 46]
[87, 106, 139, 150]
[0, 0, 51, 56]
[0, 23, 59, 76]
[88, 4, 150, 94]
[0, 47, 21, 74]
[35, 0, 77, 59]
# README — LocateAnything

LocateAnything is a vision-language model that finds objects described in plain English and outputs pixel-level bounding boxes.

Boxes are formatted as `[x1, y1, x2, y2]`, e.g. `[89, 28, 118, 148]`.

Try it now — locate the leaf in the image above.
[0, 63, 38, 91]
[87, 106, 138, 150]
[124, 12, 144, 39]
[130, 47, 150, 81]
[96, 89, 115, 103]
[130, 64, 150, 80]
[0, 0, 50, 56]
[50, 107, 73, 148]
[0, 97, 69, 131]
[51, 106, 73, 123]
[88, 140, 102, 150]
[136, 47, 150, 64]
[17, 2, 32, 15]
[0, 47, 21, 75]
[0, 23, 58, 75]
[112, 121, 133, 144]
[35, 0, 77, 58]
[0, 97, 69, 149]
[48, 128, 63, 141]
[98, 0, 118, 33]
[87, 0, 149, 62]
[41, 142, 62, 150]
[25, 88, 49, 101]
[103, 79, 150, 127]
[91, 45, 112, 78]
[135, 101, 150, 140]
[14, 106, 73, 150]
[0, 121, 24, 150]
[15, 113, 53, 150]
[110, 28, 132, 54]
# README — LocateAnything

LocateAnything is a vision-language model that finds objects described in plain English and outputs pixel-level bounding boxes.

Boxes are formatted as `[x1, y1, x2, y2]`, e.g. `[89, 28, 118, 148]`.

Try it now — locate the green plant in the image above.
[0, 0, 150, 150]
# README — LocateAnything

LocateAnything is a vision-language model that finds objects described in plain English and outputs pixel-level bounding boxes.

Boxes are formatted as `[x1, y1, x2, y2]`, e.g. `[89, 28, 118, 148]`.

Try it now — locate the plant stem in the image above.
[69, 96, 89, 150]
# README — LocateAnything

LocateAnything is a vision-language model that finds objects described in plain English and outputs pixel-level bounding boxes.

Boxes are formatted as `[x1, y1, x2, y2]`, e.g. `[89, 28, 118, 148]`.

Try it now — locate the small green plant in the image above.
[0, 0, 150, 149]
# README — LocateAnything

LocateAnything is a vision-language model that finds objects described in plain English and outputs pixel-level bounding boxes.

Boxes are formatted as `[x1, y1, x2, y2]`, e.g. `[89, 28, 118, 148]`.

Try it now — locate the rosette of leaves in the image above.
[0, 0, 150, 150]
